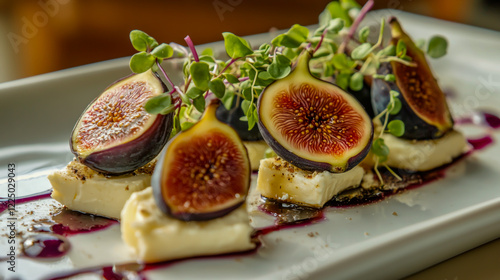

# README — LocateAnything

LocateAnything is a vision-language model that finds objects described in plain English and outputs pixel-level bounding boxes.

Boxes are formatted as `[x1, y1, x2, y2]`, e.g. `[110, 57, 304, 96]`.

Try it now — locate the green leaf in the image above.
[201, 48, 213, 56]
[186, 86, 205, 99]
[241, 87, 253, 100]
[159, 104, 176, 115]
[208, 78, 226, 98]
[358, 26, 370, 43]
[223, 32, 253, 59]
[268, 61, 291, 79]
[247, 106, 257, 130]
[129, 52, 155, 73]
[384, 74, 396, 82]
[325, 1, 352, 27]
[273, 24, 309, 48]
[144, 94, 171, 114]
[181, 121, 196, 131]
[335, 73, 350, 90]
[388, 120, 405, 137]
[340, 0, 361, 9]
[258, 71, 273, 81]
[327, 18, 345, 34]
[172, 115, 181, 136]
[275, 54, 291, 66]
[189, 61, 211, 91]
[283, 48, 298, 60]
[224, 73, 240, 84]
[130, 30, 150, 52]
[331, 53, 355, 70]
[396, 39, 407, 58]
[349, 72, 364, 91]
[390, 90, 400, 98]
[199, 55, 216, 64]
[372, 138, 390, 157]
[151, 43, 174, 59]
[427, 35, 448, 58]
[192, 95, 206, 113]
[351, 43, 372, 60]
[380, 45, 396, 56]
[241, 99, 251, 115]
[221, 89, 235, 110]
[389, 98, 402, 115]
[180, 91, 191, 105]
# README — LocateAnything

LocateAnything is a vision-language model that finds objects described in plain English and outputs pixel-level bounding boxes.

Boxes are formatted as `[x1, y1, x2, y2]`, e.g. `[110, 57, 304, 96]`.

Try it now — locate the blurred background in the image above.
[0, 0, 499, 83]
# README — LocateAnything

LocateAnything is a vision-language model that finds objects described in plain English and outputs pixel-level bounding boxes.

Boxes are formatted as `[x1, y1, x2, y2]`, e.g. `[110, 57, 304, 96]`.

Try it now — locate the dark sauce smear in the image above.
[0, 189, 52, 214]
[455, 111, 500, 129]
[467, 135, 494, 150]
[29, 208, 118, 236]
[41, 247, 260, 280]
[22, 233, 70, 259]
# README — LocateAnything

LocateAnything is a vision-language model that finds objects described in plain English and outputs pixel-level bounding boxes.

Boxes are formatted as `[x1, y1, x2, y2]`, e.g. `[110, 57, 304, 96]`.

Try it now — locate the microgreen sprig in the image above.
[126, 0, 448, 145]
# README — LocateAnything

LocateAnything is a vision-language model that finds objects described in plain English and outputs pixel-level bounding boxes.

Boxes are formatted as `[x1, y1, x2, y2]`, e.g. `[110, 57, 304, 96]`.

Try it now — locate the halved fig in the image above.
[216, 96, 264, 141]
[71, 70, 173, 175]
[152, 100, 251, 221]
[258, 51, 373, 173]
[371, 18, 453, 140]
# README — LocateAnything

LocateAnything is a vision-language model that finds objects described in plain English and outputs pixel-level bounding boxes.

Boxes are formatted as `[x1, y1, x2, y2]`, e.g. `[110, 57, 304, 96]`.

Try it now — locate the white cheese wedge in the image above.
[243, 140, 269, 170]
[48, 160, 153, 219]
[381, 129, 468, 171]
[256, 157, 364, 208]
[121, 187, 255, 263]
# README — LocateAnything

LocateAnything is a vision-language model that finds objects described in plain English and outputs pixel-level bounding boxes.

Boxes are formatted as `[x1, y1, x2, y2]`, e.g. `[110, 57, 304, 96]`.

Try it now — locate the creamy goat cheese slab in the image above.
[256, 157, 365, 208]
[382, 130, 468, 171]
[243, 140, 269, 170]
[121, 187, 255, 263]
[48, 160, 154, 219]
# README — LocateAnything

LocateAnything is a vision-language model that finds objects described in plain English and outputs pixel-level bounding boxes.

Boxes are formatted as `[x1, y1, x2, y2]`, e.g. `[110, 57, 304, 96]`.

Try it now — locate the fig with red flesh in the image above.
[71, 70, 173, 175]
[371, 18, 453, 140]
[152, 100, 251, 221]
[258, 51, 373, 173]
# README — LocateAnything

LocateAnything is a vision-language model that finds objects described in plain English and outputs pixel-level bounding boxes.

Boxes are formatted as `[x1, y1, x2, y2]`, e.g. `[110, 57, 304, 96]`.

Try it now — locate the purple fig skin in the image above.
[71, 71, 173, 175]
[257, 113, 373, 173]
[152, 100, 250, 221]
[371, 63, 453, 140]
[75, 113, 173, 175]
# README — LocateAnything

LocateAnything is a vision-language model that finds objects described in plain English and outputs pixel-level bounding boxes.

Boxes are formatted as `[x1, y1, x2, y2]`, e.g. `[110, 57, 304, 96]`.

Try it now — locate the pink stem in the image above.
[184, 35, 199, 62]
[313, 28, 328, 54]
[339, 0, 374, 53]
[156, 60, 176, 94]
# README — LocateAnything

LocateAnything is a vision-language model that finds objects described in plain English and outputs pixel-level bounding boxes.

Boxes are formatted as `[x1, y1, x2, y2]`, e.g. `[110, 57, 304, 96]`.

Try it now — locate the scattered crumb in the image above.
[392, 211, 398, 216]
[307, 232, 320, 237]
[364, 232, 369, 236]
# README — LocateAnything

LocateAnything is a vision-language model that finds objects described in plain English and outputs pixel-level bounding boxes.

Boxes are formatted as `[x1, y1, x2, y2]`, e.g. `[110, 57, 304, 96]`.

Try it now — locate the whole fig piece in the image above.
[71, 70, 173, 175]
[258, 51, 373, 173]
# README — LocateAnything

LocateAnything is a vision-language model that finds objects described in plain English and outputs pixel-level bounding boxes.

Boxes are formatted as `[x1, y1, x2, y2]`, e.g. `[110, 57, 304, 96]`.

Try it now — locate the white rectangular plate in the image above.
[1, 10, 500, 280]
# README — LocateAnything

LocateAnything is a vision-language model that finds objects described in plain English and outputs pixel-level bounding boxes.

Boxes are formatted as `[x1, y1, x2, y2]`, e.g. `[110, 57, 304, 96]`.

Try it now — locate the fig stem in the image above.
[184, 35, 199, 62]
[338, 0, 374, 54]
